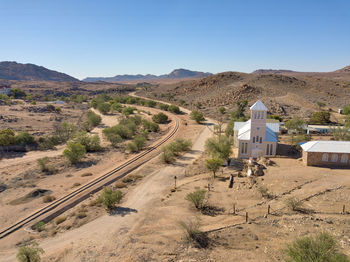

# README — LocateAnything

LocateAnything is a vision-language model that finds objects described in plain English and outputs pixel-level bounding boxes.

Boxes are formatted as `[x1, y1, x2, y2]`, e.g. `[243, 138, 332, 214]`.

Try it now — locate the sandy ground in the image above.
[0, 107, 209, 261]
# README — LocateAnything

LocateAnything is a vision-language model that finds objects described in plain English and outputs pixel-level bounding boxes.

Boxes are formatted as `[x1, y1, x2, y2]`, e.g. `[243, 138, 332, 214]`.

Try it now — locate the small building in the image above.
[234, 100, 279, 159]
[301, 141, 350, 167]
[306, 125, 334, 135]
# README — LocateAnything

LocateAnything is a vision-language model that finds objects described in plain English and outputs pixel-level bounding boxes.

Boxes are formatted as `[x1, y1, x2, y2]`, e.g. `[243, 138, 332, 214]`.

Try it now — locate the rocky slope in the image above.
[0, 61, 79, 82]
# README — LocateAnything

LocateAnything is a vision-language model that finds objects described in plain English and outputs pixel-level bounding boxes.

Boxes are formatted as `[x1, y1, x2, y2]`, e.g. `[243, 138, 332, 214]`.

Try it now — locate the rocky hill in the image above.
[0, 61, 79, 82]
[137, 67, 350, 120]
[83, 69, 212, 83]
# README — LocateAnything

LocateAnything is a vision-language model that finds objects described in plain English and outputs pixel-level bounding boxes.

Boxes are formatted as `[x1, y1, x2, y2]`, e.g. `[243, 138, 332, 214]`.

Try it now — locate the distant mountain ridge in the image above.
[83, 69, 212, 82]
[252, 65, 350, 75]
[0, 61, 79, 82]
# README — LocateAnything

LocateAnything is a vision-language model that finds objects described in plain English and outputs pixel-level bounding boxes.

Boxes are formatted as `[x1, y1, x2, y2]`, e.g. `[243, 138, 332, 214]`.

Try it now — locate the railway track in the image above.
[0, 115, 180, 239]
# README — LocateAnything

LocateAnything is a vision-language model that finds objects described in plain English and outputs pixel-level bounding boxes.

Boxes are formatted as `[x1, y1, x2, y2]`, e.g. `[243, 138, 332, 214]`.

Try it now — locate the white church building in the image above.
[233, 100, 279, 159]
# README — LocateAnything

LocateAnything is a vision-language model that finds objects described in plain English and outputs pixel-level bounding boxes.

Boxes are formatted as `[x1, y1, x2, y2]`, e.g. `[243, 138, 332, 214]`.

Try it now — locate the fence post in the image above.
[268, 205, 270, 215]
[343, 205, 346, 214]
[233, 204, 236, 215]
[245, 212, 248, 223]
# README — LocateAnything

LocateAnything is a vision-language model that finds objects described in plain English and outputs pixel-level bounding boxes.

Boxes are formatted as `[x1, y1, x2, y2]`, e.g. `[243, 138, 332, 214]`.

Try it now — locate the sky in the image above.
[0, 0, 349, 79]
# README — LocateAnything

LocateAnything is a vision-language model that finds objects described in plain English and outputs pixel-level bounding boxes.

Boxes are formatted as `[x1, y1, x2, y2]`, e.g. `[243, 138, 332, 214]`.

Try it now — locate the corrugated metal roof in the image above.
[250, 100, 268, 111]
[301, 141, 350, 153]
[234, 121, 248, 131]
[237, 124, 278, 142]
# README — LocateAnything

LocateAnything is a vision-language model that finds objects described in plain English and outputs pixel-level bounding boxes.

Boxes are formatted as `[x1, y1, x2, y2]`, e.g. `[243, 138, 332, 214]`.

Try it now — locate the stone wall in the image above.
[303, 151, 350, 167]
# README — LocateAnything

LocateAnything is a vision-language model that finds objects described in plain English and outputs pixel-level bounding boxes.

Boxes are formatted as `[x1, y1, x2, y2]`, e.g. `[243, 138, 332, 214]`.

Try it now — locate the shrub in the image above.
[42, 195, 56, 203]
[63, 142, 86, 164]
[190, 110, 205, 124]
[15, 131, 35, 146]
[10, 88, 26, 99]
[97, 102, 111, 115]
[285, 197, 303, 212]
[285, 117, 305, 133]
[152, 112, 168, 124]
[168, 105, 180, 114]
[71, 132, 101, 152]
[267, 114, 283, 122]
[110, 102, 122, 112]
[115, 181, 127, 188]
[161, 148, 176, 163]
[37, 135, 60, 150]
[0, 129, 16, 146]
[133, 135, 147, 150]
[161, 139, 192, 163]
[185, 188, 207, 209]
[142, 120, 159, 132]
[72, 182, 81, 187]
[144, 100, 157, 108]
[122, 106, 136, 116]
[126, 142, 138, 153]
[97, 187, 123, 211]
[284, 232, 350, 262]
[55, 216, 66, 225]
[257, 185, 274, 199]
[179, 219, 209, 248]
[55, 122, 77, 143]
[76, 211, 87, 219]
[86, 110, 102, 128]
[159, 103, 169, 111]
[174, 138, 192, 152]
[205, 158, 224, 178]
[17, 242, 44, 262]
[33, 221, 46, 232]
[309, 111, 331, 124]
[37, 157, 56, 175]
[343, 104, 350, 115]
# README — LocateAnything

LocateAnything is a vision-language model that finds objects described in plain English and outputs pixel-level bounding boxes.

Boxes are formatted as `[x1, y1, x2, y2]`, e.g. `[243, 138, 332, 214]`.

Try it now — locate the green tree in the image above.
[218, 107, 226, 115]
[205, 135, 233, 164]
[284, 232, 350, 262]
[231, 99, 248, 120]
[97, 102, 111, 115]
[152, 112, 168, 124]
[122, 106, 136, 116]
[332, 127, 350, 141]
[205, 158, 224, 178]
[285, 117, 305, 133]
[15, 131, 35, 146]
[71, 132, 101, 152]
[0, 129, 16, 146]
[133, 135, 147, 150]
[17, 242, 44, 262]
[185, 188, 207, 209]
[55, 122, 77, 143]
[159, 103, 169, 111]
[144, 100, 157, 108]
[10, 88, 26, 99]
[342, 104, 350, 115]
[63, 142, 86, 164]
[190, 110, 205, 124]
[309, 111, 331, 125]
[97, 187, 123, 211]
[110, 102, 122, 112]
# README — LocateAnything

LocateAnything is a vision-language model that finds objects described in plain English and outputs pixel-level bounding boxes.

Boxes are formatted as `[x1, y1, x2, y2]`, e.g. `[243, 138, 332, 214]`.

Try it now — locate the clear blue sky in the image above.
[1, 0, 349, 79]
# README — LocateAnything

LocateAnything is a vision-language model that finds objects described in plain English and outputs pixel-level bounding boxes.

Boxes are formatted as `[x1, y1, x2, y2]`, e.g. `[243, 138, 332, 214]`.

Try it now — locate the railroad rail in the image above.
[0, 115, 180, 239]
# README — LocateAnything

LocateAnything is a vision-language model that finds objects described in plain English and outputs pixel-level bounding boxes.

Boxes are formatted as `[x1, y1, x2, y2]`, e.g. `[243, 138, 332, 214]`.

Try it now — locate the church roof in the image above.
[250, 100, 268, 111]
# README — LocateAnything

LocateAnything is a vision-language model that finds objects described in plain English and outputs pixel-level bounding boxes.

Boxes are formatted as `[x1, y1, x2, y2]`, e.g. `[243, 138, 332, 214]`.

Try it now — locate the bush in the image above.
[37, 157, 56, 175]
[309, 111, 331, 124]
[37, 135, 60, 150]
[161, 148, 176, 163]
[168, 105, 181, 114]
[267, 114, 283, 122]
[179, 219, 209, 248]
[97, 102, 111, 115]
[43, 195, 56, 203]
[97, 187, 123, 211]
[285, 117, 305, 133]
[159, 103, 169, 111]
[63, 142, 86, 164]
[257, 185, 274, 199]
[86, 110, 102, 128]
[133, 135, 147, 150]
[33, 221, 46, 232]
[10, 88, 26, 99]
[185, 188, 207, 209]
[343, 104, 350, 115]
[77, 211, 87, 219]
[17, 242, 44, 262]
[126, 141, 138, 152]
[122, 106, 136, 115]
[110, 102, 122, 112]
[161, 139, 192, 163]
[205, 135, 233, 163]
[142, 120, 159, 132]
[190, 110, 205, 124]
[144, 100, 157, 108]
[115, 181, 127, 188]
[71, 132, 101, 152]
[152, 112, 168, 124]
[284, 232, 350, 262]
[15, 131, 35, 146]
[55, 216, 67, 225]
[0, 129, 16, 146]
[55, 122, 77, 143]
[285, 197, 303, 212]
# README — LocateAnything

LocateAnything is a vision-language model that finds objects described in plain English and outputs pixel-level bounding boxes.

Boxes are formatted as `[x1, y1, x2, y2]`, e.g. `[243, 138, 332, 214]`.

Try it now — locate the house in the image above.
[234, 100, 279, 159]
[301, 141, 350, 167]
[306, 125, 334, 135]
[0, 86, 11, 96]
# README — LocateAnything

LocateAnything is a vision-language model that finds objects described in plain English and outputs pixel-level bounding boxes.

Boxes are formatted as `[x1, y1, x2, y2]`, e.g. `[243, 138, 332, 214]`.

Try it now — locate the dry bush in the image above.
[285, 197, 303, 212]
[122, 174, 142, 184]
[185, 188, 207, 210]
[115, 181, 127, 188]
[81, 172, 93, 177]
[55, 216, 67, 225]
[72, 182, 81, 188]
[42, 195, 56, 203]
[76, 211, 87, 219]
[179, 219, 210, 248]
[257, 185, 275, 199]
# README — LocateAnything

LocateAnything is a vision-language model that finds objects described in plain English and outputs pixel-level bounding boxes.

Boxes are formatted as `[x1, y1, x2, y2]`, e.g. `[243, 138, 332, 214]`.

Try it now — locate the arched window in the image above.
[266, 144, 270, 155]
[244, 143, 248, 154]
[253, 137, 255, 143]
[341, 154, 348, 163]
[259, 137, 262, 143]
[322, 153, 329, 162]
[331, 154, 338, 162]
